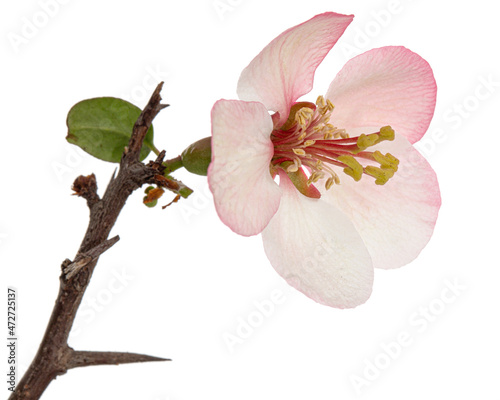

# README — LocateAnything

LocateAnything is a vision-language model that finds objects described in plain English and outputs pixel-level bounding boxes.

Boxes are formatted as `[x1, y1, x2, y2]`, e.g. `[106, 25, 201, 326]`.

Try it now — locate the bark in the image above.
[10, 83, 171, 400]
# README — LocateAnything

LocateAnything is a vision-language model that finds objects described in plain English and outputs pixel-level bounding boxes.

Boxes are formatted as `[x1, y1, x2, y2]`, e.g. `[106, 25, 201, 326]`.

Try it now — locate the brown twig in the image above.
[10, 83, 169, 400]
[62, 236, 120, 280]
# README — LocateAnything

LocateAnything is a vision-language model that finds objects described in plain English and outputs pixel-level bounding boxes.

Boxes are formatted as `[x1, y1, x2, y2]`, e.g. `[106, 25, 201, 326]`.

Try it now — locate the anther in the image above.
[357, 133, 380, 151]
[365, 166, 395, 185]
[337, 155, 363, 181]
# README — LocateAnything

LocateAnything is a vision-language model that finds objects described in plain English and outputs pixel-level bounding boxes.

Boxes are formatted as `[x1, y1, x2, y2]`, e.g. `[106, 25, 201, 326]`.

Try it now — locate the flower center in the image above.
[270, 96, 399, 194]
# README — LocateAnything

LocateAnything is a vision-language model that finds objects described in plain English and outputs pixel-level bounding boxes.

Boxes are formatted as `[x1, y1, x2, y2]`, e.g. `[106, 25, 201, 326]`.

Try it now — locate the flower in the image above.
[208, 12, 440, 308]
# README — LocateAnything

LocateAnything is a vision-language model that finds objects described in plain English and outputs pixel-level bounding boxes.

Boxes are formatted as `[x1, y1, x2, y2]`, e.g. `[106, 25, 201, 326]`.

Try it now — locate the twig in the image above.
[63, 236, 120, 280]
[10, 83, 169, 400]
[125, 82, 169, 163]
[72, 173, 100, 207]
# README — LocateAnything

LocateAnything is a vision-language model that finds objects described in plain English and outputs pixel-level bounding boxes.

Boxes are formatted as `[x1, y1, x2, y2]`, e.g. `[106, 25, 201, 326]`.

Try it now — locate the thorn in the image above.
[67, 350, 170, 370]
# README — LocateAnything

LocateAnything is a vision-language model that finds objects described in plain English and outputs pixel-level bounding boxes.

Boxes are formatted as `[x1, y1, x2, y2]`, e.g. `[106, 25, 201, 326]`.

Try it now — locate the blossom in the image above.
[208, 12, 440, 308]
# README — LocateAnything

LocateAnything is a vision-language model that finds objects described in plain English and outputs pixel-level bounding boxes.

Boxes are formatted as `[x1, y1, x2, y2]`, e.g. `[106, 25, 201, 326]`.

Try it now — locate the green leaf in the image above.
[66, 97, 155, 163]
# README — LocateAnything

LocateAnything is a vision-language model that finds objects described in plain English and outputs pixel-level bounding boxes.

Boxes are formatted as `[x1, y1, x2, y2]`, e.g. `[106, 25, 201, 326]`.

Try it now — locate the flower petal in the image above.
[326, 46, 437, 144]
[322, 133, 441, 269]
[261, 171, 373, 308]
[208, 100, 282, 236]
[237, 12, 353, 126]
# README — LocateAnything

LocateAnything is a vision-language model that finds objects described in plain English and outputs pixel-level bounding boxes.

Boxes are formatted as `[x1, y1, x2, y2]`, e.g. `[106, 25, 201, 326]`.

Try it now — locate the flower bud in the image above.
[181, 137, 212, 176]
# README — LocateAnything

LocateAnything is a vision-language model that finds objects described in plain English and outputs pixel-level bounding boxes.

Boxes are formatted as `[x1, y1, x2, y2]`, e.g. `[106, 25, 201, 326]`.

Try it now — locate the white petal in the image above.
[237, 12, 353, 126]
[326, 46, 437, 144]
[261, 172, 373, 308]
[208, 100, 282, 236]
[322, 133, 441, 269]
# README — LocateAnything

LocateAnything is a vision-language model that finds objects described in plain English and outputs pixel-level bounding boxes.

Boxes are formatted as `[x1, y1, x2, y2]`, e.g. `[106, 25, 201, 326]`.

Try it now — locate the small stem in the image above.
[147, 142, 161, 156]
[163, 155, 184, 174]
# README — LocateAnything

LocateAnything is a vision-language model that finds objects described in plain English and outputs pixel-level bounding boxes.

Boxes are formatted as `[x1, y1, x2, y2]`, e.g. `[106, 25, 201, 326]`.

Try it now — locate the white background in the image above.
[1, 0, 499, 399]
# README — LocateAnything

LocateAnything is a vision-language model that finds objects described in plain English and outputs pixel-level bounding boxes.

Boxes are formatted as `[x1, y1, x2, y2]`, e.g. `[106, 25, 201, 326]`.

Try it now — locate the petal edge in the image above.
[238, 12, 354, 126]
[326, 46, 437, 144]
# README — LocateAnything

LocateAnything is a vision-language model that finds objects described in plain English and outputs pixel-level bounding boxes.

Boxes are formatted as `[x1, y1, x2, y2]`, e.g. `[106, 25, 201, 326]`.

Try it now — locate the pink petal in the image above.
[208, 100, 282, 236]
[261, 171, 373, 308]
[326, 46, 437, 144]
[237, 12, 353, 126]
[322, 133, 441, 269]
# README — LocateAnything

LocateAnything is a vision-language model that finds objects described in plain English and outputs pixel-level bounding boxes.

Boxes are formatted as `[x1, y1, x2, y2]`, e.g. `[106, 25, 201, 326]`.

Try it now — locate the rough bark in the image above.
[10, 83, 171, 400]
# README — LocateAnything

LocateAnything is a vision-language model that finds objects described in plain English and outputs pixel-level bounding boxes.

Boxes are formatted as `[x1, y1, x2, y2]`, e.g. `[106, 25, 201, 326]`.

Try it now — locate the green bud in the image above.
[181, 137, 212, 176]
[143, 198, 158, 208]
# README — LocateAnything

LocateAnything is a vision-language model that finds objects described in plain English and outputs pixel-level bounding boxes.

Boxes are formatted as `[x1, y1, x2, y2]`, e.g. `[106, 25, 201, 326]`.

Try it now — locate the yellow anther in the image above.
[324, 123, 335, 132]
[307, 171, 324, 185]
[316, 95, 326, 109]
[313, 172, 323, 182]
[304, 140, 315, 147]
[365, 166, 395, 185]
[298, 132, 307, 141]
[378, 126, 395, 142]
[356, 133, 380, 151]
[287, 162, 299, 173]
[295, 107, 313, 128]
[337, 155, 363, 181]
[326, 99, 335, 111]
[322, 124, 335, 139]
[297, 114, 306, 127]
[304, 107, 314, 115]
[293, 148, 306, 156]
[300, 107, 313, 118]
[325, 177, 334, 190]
[373, 151, 399, 171]
[315, 96, 335, 115]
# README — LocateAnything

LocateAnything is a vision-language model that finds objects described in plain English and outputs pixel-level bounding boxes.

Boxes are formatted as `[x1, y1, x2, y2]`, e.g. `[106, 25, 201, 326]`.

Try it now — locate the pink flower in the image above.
[208, 12, 441, 308]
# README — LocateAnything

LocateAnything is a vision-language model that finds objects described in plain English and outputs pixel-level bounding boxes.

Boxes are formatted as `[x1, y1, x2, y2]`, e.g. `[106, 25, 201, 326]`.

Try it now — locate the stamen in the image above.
[287, 163, 299, 173]
[325, 177, 334, 190]
[270, 96, 400, 196]
[337, 155, 363, 181]
[372, 151, 399, 171]
[338, 130, 349, 139]
[307, 171, 325, 186]
[365, 166, 395, 185]
[326, 99, 334, 111]
[316, 95, 326, 109]
[378, 126, 395, 141]
[356, 133, 379, 152]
